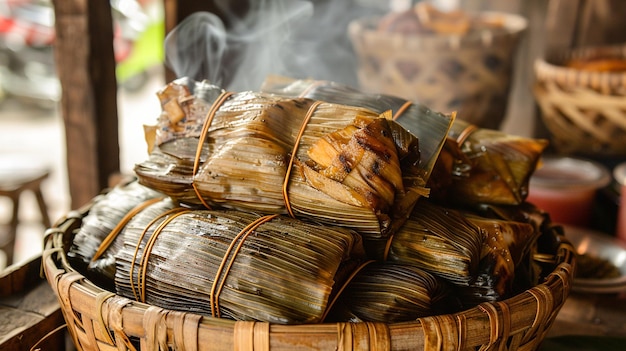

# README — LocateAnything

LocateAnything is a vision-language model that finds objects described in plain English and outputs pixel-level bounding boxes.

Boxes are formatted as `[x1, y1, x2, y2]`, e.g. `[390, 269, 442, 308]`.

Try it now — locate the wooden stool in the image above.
[0, 162, 51, 267]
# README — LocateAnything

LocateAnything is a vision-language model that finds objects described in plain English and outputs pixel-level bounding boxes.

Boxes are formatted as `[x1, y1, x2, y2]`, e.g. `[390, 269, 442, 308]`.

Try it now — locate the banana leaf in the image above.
[112, 206, 365, 324]
[470, 201, 561, 294]
[378, 199, 541, 308]
[432, 120, 549, 206]
[457, 214, 538, 306]
[260, 75, 547, 206]
[325, 262, 456, 323]
[135, 77, 451, 239]
[260, 75, 454, 180]
[382, 199, 484, 286]
[67, 180, 166, 289]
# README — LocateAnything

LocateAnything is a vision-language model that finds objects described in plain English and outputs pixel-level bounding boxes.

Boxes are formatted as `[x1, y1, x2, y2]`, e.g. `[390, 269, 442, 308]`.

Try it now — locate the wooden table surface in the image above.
[549, 291, 626, 337]
[0, 256, 66, 351]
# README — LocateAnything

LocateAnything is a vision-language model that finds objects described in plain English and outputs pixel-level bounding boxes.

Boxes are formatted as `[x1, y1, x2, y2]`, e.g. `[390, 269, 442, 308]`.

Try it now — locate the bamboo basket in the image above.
[534, 44, 626, 157]
[42, 194, 575, 351]
[348, 12, 527, 130]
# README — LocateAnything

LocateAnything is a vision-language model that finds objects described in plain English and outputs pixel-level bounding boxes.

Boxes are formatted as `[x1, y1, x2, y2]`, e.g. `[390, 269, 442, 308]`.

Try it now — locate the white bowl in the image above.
[564, 225, 626, 294]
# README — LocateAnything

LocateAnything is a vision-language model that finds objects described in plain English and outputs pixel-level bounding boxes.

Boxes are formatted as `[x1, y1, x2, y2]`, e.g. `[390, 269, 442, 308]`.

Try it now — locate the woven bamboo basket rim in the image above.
[348, 11, 527, 51]
[42, 196, 575, 351]
[534, 45, 626, 92]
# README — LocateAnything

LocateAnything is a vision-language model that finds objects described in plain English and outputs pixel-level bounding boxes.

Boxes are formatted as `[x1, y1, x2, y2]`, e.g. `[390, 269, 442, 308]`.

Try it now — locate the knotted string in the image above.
[137, 209, 191, 303]
[297, 80, 327, 98]
[282, 100, 322, 218]
[210, 214, 280, 317]
[91, 197, 165, 263]
[455, 123, 478, 146]
[192, 91, 234, 209]
[320, 260, 375, 322]
[129, 207, 189, 302]
[393, 100, 413, 121]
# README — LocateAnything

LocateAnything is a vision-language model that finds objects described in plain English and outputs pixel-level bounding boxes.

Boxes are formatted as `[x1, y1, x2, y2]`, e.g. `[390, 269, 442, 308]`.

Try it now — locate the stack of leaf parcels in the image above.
[260, 75, 548, 207]
[135, 78, 454, 239]
[67, 77, 558, 325]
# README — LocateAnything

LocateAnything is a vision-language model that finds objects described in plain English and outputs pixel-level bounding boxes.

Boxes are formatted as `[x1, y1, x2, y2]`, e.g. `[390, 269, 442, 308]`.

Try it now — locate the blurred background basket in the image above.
[42, 195, 575, 351]
[348, 11, 527, 130]
[534, 44, 626, 158]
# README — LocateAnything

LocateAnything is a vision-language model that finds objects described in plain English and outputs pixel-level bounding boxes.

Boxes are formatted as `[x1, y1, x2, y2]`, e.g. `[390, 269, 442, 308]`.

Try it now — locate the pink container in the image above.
[614, 162, 626, 242]
[527, 157, 610, 227]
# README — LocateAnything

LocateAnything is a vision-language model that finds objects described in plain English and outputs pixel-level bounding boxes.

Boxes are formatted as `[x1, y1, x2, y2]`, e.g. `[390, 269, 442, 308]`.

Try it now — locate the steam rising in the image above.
[164, 0, 383, 91]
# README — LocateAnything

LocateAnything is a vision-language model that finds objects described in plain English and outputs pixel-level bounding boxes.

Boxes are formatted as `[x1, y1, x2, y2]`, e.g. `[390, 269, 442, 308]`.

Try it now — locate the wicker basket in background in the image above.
[348, 12, 527, 130]
[42, 196, 575, 351]
[534, 44, 626, 158]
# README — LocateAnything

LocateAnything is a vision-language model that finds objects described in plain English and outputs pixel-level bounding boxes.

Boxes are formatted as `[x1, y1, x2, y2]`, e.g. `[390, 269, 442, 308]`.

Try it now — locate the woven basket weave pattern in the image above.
[534, 45, 626, 156]
[348, 14, 527, 130]
[42, 198, 574, 351]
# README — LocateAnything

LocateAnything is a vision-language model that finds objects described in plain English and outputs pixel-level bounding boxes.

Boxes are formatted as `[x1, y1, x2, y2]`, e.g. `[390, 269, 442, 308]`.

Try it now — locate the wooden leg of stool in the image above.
[5, 194, 20, 266]
[34, 188, 51, 229]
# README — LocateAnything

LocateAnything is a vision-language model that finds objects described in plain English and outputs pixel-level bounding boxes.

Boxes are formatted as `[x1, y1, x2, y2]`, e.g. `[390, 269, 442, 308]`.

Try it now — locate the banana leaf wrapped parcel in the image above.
[135, 78, 453, 239]
[67, 180, 166, 289]
[325, 262, 457, 324]
[260, 75, 548, 206]
[64, 185, 558, 326]
[69, 188, 367, 324]
[60, 76, 565, 333]
[430, 120, 548, 206]
[472, 202, 564, 286]
[374, 199, 543, 308]
[260, 75, 454, 179]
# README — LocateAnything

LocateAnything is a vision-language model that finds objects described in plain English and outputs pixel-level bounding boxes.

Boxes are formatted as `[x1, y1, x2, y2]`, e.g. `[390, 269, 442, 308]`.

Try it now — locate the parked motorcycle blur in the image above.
[0, 0, 164, 108]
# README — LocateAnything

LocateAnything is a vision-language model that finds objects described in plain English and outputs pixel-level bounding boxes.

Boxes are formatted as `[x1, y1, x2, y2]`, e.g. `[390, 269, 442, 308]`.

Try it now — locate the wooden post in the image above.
[545, 0, 626, 57]
[52, 0, 120, 209]
[544, 0, 584, 59]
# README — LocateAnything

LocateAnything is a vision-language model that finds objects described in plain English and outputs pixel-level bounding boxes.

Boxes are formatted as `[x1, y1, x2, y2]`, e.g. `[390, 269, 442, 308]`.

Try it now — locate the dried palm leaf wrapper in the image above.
[374, 199, 541, 308]
[446, 202, 554, 307]
[379, 199, 483, 286]
[260, 75, 454, 180]
[260, 75, 547, 206]
[472, 201, 560, 289]
[67, 180, 166, 289]
[430, 119, 548, 206]
[135, 78, 445, 239]
[112, 205, 365, 324]
[472, 202, 550, 270]
[86, 197, 178, 289]
[457, 214, 539, 307]
[325, 262, 456, 324]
